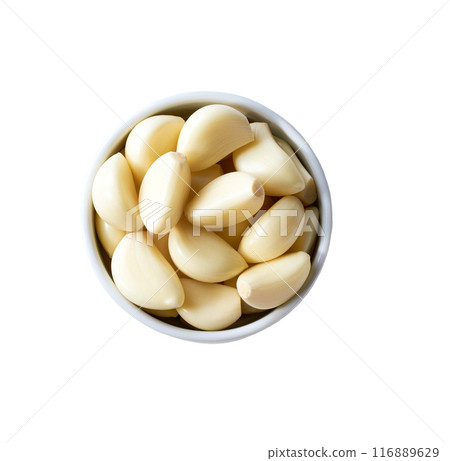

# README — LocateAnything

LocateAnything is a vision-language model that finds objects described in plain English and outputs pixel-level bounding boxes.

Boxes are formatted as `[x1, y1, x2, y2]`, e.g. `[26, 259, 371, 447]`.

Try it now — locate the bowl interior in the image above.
[86, 92, 332, 343]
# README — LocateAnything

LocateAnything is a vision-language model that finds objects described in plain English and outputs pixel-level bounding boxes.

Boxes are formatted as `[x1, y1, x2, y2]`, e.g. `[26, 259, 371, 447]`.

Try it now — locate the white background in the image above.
[1, 1, 449, 460]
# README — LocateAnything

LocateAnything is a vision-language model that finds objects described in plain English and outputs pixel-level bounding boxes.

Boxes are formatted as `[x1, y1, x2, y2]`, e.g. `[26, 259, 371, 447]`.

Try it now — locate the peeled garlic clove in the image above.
[296, 182, 317, 207]
[92, 153, 142, 231]
[216, 219, 250, 250]
[143, 308, 179, 318]
[238, 195, 304, 263]
[223, 276, 262, 315]
[233, 123, 305, 196]
[177, 104, 254, 172]
[168, 218, 248, 283]
[237, 251, 311, 309]
[125, 115, 185, 187]
[139, 152, 191, 235]
[191, 164, 223, 193]
[288, 206, 320, 254]
[111, 232, 184, 309]
[177, 279, 241, 330]
[185, 172, 265, 228]
[95, 213, 126, 258]
[275, 136, 317, 206]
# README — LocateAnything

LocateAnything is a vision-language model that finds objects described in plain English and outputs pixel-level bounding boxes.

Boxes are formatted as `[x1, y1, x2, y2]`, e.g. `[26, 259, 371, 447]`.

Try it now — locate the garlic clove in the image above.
[275, 136, 317, 206]
[92, 153, 142, 231]
[95, 213, 126, 258]
[139, 151, 191, 235]
[185, 171, 265, 229]
[111, 232, 184, 309]
[233, 123, 305, 196]
[191, 163, 223, 193]
[223, 276, 264, 315]
[168, 218, 248, 283]
[177, 104, 254, 172]
[177, 279, 241, 330]
[237, 251, 311, 309]
[288, 206, 320, 254]
[125, 115, 185, 188]
[238, 195, 304, 263]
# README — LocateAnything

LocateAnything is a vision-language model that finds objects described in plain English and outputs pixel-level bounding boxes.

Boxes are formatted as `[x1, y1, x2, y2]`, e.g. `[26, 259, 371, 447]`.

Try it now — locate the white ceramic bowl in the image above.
[84, 92, 332, 343]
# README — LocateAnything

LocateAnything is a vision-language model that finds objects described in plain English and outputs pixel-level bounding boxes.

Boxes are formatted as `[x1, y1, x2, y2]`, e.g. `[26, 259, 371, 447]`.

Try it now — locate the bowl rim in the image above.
[84, 91, 332, 343]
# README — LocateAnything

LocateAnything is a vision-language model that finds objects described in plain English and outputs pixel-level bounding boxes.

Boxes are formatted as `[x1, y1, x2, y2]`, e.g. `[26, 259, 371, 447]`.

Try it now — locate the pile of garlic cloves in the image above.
[92, 104, 319, 331]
